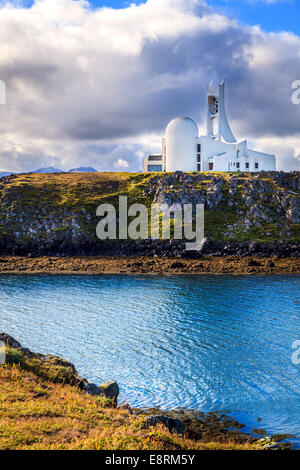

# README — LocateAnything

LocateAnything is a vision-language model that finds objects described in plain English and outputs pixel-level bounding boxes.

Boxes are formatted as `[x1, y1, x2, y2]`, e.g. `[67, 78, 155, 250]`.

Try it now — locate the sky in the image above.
[0, 0, 299, 172]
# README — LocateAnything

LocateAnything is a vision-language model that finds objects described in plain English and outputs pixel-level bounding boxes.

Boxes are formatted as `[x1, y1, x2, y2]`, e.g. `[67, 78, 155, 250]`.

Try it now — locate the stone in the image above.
[98, 381, 119, 406]
[83, 382, 101, 396]
[0, 333, 22, 349]
[145, 415, 186, 436]
[0, 333, 86, 388]
[247, 259, 261, 267]
[170, 261, 184, 269]
[118, 403, 133, 414]
[198, 237, 210, 252]
[286, 197, 300, 224]
[266, 261, 275, 267]
[256, 436, 280, 450]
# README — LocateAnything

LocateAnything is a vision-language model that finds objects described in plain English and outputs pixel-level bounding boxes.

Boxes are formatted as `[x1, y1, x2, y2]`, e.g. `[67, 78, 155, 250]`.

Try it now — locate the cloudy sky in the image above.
[0, 0, 299, 172]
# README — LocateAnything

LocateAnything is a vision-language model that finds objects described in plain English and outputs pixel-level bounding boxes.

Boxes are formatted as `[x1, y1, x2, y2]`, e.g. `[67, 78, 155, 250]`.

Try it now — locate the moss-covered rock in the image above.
[0, 171, 299, 255]
[0, 333, 85, 388]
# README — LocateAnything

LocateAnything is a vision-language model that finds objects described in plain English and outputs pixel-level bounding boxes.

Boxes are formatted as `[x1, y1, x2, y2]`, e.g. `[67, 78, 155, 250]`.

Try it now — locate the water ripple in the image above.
[0, 274, 299, 444]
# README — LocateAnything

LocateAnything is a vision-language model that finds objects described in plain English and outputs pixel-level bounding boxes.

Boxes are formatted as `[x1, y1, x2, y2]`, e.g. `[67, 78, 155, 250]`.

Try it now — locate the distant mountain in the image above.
[68, 167, 98, 173]
[34, 167, 64, 174]
[0, 171, 14, 178]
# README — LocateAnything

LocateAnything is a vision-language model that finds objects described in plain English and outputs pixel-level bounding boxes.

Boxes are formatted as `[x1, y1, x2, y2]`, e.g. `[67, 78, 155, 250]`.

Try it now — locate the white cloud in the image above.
[0, 0, 299, 173]
[114, 158, 129, 169]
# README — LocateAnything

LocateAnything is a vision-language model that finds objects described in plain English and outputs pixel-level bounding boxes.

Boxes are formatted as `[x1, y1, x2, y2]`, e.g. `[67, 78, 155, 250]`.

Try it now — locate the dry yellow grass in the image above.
[0, 363, 261, 451]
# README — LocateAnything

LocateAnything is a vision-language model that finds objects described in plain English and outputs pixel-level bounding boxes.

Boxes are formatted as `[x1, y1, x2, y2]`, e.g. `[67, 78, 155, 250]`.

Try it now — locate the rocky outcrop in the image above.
[0, 332, 86, 387]
[1, 332, 294, 448]
[84, 380, 119, 406]
[0, 333, 119, 405]
[0, 171, 299, 257]
[286, 196, 300, 224]
[145, 415, 186, 437]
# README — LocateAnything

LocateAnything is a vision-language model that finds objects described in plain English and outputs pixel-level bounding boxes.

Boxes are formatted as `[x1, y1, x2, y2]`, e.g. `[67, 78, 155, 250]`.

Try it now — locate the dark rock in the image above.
[0, 332, 86, 388]
[170, 261, 184, 269]
[83, 382, 101, 396]
[118, 403, 133, 414]
[145, 415, 186, 436]
[98, 381, 119, 406]
[286, 197, 300, 224]
[0, 333, 22, 349]
[248, 242, 260, 253]
[247, 259, 261, 267]
[266, 261, 275, 267]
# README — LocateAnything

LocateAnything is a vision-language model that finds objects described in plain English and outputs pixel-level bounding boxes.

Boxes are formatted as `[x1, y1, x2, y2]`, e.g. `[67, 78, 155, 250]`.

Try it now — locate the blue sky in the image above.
[208, 0, 300, 34]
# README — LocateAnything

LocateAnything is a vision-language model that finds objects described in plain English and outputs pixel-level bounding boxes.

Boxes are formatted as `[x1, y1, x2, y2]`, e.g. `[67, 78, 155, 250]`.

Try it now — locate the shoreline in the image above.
[0, 255, 299, 275]
[0, 333, 294, 450]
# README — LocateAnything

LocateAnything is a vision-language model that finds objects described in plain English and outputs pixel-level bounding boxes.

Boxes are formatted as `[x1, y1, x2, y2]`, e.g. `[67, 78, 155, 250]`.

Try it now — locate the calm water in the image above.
[0, 274, 299, 444]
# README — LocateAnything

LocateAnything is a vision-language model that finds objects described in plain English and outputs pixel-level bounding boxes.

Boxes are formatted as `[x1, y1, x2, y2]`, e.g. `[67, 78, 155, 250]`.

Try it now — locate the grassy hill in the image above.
[0, 171, 299, 255]
[0, 344, 268, 451]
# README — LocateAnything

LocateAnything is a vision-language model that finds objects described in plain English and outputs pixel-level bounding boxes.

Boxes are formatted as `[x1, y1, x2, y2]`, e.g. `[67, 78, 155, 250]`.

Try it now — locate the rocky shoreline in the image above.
[0, 171, 299, 258]
[0, 255, 299, 275]
[0, 333, 294, 450]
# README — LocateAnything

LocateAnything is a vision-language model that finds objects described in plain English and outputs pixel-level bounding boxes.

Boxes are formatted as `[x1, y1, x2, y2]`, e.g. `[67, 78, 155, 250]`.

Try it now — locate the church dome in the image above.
[166, 117, 199, 139]
[165, 117, 199, 172]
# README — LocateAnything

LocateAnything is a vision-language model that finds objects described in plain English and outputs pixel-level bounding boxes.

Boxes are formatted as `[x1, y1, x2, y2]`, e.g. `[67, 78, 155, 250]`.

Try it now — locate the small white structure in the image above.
[144, 81, 276, 173]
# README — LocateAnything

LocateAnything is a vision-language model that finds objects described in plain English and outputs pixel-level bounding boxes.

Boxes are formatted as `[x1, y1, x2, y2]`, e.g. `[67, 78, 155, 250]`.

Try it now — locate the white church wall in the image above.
[200, 137, 237, 171]
[247, 149, 276, 171]
[165, 117, 199, 172]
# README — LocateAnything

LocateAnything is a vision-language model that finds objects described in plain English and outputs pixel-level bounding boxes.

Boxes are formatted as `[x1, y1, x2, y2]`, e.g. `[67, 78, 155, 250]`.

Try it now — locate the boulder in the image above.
[145, 415, 186, 437]
[83, 382, 101, 396]
[247, 259, 261, 267]
[0, 333, 22, 349]
[98, 381, 119, 406]
[118, 403, 133, 414]
[0, 333, 86, 388]
[170, 261, 184, 269]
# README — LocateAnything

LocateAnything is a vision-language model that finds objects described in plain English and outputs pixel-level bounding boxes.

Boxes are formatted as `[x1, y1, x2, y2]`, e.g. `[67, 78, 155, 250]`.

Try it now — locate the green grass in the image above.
[0, 349, 265, 450]
[0, 172, 299, 244]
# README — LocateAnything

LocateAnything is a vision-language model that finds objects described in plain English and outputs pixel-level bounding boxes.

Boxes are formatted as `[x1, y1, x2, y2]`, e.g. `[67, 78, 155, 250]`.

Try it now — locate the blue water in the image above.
[0, 274, 299, 444]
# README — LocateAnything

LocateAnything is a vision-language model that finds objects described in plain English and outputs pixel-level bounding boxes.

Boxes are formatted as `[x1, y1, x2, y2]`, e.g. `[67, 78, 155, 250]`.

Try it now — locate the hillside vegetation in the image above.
[0, 171, 299, 256]
[0, 336, 271, 451]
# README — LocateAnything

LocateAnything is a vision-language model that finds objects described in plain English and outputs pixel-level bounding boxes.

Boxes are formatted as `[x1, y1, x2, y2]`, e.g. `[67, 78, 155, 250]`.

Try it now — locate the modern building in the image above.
[143, 81, 276, 173]
[143, 154, 164, 172]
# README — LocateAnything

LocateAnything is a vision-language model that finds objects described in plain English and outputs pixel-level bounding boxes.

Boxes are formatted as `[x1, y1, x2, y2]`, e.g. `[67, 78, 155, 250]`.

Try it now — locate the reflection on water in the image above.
[0, 274, 299, 444]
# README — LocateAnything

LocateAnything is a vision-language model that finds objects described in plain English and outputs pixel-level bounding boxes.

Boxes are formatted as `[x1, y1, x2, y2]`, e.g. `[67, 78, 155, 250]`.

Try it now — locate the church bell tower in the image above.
[207, 80, 237, 143]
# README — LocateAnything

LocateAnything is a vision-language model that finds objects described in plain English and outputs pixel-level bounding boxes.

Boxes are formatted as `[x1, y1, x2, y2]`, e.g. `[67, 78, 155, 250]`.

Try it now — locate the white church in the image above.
[143, 81, 276, 173]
